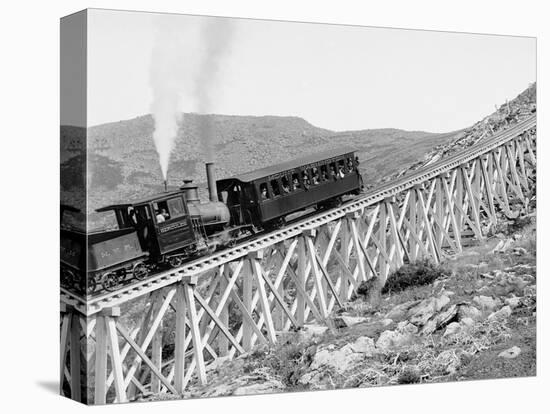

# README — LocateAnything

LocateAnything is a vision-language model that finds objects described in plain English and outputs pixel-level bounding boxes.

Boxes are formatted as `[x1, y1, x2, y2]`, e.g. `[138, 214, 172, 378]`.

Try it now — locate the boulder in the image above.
[385, 300, 421, 321]
[498, 346, 521, 359]
[407, 295, 450, 326]
[488, 305, 512, 321]
[376, 329, 415, 351]
[460, 317, 475, 332]
[332, 315, 367, 329]
[348, 336, 377, 356]
[309, 346, 363, 373]
[504, 296, 521, 309]
[299, 324, 328, 341]
[473, 295, 500, 312]
[420, 304, 458, 335]
[443, 322, 462, 337]
[233, 379, 285, 396]
[457, 304, 483, 321]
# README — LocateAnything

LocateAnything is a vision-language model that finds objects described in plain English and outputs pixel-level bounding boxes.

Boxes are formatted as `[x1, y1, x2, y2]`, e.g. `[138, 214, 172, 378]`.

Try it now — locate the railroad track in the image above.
[60, 115, 536, 315]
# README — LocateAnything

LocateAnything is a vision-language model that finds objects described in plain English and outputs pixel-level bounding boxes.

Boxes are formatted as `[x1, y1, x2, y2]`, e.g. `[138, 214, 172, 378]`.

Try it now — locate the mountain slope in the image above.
[61, 114, 457, 224]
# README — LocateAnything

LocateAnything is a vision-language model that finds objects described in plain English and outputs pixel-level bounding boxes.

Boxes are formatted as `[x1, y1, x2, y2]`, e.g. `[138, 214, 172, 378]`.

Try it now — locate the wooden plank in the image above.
[461, 166, 484, 241]
[259, 268, 299, 327]
[69, 313, 81, 401]
[184, 284, 207, 385]
[306, 235, 328, 318]
[151, 298, 163, 394]
[116, 324, 178, 395]
[416, 187, 440, 264]
[386, 200, 404, 267]
[173, 284, 186, 394]
[122, 288, 176, 389]
[242, 258, 253, 350]
[296, 236, 307, 326]
[314, 250, 343, 309]
[106, 317, 127, 403]
[59, 313, 70, 392]
[251, 259, 277, 343]
[218, 265, 230, 356]
[349, 215, 367, 283]
[94, 316, 108, 404]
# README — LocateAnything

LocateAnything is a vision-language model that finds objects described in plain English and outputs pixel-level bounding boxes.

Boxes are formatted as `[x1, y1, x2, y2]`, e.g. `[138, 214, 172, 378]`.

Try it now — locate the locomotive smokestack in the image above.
[206, 162, 218, 202]
[164, 180, 167, 192]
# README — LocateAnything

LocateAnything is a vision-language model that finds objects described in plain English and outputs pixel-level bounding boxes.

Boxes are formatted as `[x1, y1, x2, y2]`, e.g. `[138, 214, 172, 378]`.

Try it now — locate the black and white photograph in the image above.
[58, 7, 539, 406]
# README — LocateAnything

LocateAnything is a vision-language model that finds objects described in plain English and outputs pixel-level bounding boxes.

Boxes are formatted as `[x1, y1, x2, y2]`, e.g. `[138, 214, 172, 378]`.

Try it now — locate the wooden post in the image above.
[151, 298, 163, 394]
[242, 257, 253, 350]
[94, 315, 108, 404]
[59, 305, 71, 396]
[348, 212, 366, 283]
[304, 229, 328, 319]
[183, 278, 207, 385]
[340, 217, 350, 301]
[104, 307, 126, 403]
[296, 235, 306, 327]
[173, 283, 187, 394]
[249, 251, 277, 344]
[69, 311, 81, 402]
[408, 188, 417, 261]
[218, 265, 230, 356]
[378, 201, 387, 281]
[435, 177, 445, 249]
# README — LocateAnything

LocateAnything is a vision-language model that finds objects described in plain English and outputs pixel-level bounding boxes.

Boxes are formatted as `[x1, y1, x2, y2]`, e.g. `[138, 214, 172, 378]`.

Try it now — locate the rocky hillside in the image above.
[143, 216, 535, 399]
[384, 83, 536, 183]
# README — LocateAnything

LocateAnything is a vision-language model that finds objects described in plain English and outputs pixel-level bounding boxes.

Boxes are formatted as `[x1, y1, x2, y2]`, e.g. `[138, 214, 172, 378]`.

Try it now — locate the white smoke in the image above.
[194, 19, 234, 162]
[149, 17, 233, 180]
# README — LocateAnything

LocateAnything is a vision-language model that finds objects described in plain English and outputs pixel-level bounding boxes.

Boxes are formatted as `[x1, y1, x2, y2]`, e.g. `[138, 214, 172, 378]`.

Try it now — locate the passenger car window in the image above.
[281, 176, 291, 193]
[270, 179, 281, 196]
[259, 183, 270, 200]
[291, 173, 301, 190]
[338, 160, 346, 178]
[311, 167, 320, 185]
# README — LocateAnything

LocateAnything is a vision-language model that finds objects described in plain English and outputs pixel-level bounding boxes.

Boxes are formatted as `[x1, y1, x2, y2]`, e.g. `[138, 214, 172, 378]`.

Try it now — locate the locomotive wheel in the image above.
[101, 272, 119, 292]
[133, 263, 148, 280]
[168, 256, 184, 268]
[61, 268, 74, 288]
[86, 277, 97, 296]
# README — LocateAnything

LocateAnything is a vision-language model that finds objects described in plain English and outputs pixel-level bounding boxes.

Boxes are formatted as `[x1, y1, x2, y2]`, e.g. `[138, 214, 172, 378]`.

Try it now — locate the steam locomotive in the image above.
[60, 147, 363, 295]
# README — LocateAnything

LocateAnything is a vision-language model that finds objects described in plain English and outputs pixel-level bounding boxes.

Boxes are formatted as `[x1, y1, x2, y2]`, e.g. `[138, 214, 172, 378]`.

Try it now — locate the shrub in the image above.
[382, 259, 444, 294]
[397, 367, 421, 384]
[264, 341, 317, 387]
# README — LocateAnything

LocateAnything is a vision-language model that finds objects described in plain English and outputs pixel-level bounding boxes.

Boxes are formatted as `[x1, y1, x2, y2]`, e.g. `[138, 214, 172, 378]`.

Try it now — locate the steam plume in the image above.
[194, 19, 234, 162]
[149, 17, 233, 180]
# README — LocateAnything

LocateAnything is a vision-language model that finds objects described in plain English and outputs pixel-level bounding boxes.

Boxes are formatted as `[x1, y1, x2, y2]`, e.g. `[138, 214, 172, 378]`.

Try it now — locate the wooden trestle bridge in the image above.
[60, 115, 537, 404]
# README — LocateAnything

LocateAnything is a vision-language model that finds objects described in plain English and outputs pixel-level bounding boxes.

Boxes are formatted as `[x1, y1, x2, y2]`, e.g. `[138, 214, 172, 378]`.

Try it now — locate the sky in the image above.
[85, 9, 536, 133]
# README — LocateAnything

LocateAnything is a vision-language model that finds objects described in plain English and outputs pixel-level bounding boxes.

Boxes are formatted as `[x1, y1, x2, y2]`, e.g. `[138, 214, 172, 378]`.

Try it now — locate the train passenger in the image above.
[260, 184, 269, 199]
[302, 172, 311, 188]
[330, 165, 337, 180]
[347, 158, 354, 172]
[156, 210, 166, 223]
[292, 177, 300, 190]
[312, 173, 320, 185]
[338, 166, 345, 179]
[282, 183, 290, 193]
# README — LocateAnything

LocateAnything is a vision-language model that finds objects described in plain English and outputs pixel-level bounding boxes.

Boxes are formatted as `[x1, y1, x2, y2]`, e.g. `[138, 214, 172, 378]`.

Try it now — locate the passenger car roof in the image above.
[218, 147, 356, 184]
